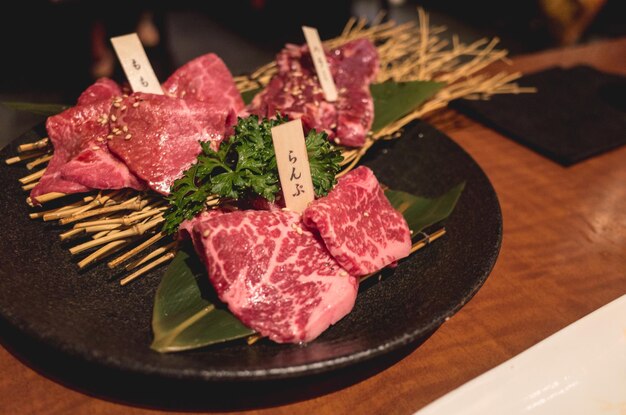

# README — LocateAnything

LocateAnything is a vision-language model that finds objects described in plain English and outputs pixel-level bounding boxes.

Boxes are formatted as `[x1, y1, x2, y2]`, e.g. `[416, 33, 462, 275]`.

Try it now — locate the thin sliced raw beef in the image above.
[191, 210, 358, 343]
[77, 78, 122, 106]
[163, 53, 244, 113]
[107, 93, 237, 195]
[30, 82, 145, 203]
[177, 209, 224, 240]
[59, 139, 146, 190]
[302, 166, 411, 276]
[248, 39, 378, 147]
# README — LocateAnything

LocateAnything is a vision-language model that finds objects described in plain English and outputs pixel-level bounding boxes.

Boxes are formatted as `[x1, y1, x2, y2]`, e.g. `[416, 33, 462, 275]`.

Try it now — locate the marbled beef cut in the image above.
[107, 93, 237, 195]
[191, 210, 358, 343]
[163, 53, 244, 114]
[30, 53, 246, 202]
[77, 78, 122, 106]
[30, 79, 145, 203]
[303, 166, 411, 275]
[248, 39, 378, 147]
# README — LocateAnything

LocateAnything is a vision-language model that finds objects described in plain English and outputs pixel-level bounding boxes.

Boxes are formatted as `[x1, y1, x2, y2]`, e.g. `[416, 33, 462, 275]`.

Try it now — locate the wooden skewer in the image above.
[125, 241, 177, 271]
[108, 232, 166, 268]
[26, 154, 53, 170]
[45, 203, 106, 222]
[30, 200, 86, 220]
[337, 139, 375, 177]
[30, 197, 93, 219]
[44, 191, 124, 222]
[78, 240, 130, 269]
[59, 228, 85, 241]
[22, 182, 38, 191]
[5, 150, 47, 165]
[73, 206, 165, 228]
[120, 250, 176, 286]
[45, 200, 109, 222]
[69, 216, 163, 255]
[19, 168, 46, 184]
[92, 229, 118, 240]
[247, 335, 262, 345]
[410, 228, 446, 254]
[27, 192, 66, 206]
[18, 138, 49, 153]
[59, 197, 148, 225]
[82, 223, 123, 233]
[44, 193, 119, 222]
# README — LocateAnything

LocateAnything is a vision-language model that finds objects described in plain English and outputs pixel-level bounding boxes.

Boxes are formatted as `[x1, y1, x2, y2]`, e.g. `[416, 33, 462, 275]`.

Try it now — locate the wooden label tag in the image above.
[110, 33, 163, 95]
[271, 119, 315, 213]
[302, 26, 338, 102]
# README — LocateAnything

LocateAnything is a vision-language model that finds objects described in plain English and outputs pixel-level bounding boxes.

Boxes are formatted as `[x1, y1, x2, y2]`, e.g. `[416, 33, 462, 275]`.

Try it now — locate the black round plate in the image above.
[0, 120, 501, 381]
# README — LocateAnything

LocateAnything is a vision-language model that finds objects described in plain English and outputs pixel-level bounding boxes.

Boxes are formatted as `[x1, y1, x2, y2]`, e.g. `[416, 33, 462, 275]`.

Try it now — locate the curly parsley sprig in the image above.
[163, 115, 343, 234]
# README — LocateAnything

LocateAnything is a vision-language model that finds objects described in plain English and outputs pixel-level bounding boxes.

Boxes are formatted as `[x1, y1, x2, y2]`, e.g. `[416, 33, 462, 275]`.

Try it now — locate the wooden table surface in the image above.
[1, 37, 625, 415]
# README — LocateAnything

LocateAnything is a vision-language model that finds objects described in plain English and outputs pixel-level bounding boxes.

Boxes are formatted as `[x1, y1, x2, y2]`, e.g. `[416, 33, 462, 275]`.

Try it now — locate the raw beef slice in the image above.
[107, 93, 237, 195]
[30, 81, 145, 203]
[163, 53, 244, 113]
[303, 166, 411, 275]
[191, 210, 358, 343]
[77, 78, 123, 106]
[248, 39, 379, 147]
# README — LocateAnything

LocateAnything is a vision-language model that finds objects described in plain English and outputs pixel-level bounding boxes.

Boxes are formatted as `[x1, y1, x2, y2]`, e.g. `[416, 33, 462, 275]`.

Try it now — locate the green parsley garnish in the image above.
[162, 114, 343, 234]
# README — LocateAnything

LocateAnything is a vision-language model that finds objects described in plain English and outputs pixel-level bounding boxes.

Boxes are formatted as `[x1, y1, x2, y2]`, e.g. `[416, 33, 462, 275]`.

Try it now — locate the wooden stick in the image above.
[18, 138, 49, 153]
[48, 191, 124, 221]
[410, 228, 446, 253]
[92, 229, 118, 240]
[22, 182, 38, 191]
[59, 197, 148, 225]
[59, 228, 85, 241]
[340, 16, 357, 37]
[5, 150, 47, 165]
[125, 241, 177, 271]
[417, 7, 430, 80]
[29, 200, 86, 220]
[46, 204, 96, 222]
[247, 335, 262, 345]
[19, 168, 46, 184]
[337, 139, 375, 177]
[26, 154, 53, 170]
[44, 191, 123, 222]
[78, 240, 130, 269]
[73, 206, 165, 228]
[44, 200, 111, 221]
[69, 216, 163, 255]
[27, 192, 66, 206]
[82, 223, 123, 233]
[119, 207, 166, 225]
[108, 232, 166, 268]
[120, 250, 176, 286]
[44, 200, 111, 222]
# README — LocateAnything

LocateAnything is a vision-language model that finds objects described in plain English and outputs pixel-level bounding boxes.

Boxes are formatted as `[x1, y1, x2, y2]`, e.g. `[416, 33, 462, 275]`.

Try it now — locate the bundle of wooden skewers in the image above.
[7, 9, 534, 285]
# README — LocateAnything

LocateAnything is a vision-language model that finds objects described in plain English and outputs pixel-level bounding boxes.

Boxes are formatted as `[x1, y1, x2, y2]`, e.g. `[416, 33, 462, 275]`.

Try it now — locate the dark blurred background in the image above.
[0, 0, 623, 104]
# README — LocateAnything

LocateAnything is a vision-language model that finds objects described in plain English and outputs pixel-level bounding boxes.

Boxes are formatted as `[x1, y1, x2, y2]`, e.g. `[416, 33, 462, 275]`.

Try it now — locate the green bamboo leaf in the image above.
[151, 245, 254, 352]
[371, 80, 444, 132]
[385, 182, 465, 236]
[241, 88, 261, 106]
[2, 102, 69, 117]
